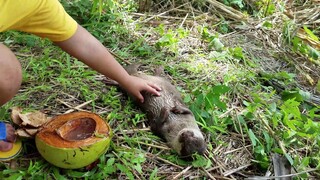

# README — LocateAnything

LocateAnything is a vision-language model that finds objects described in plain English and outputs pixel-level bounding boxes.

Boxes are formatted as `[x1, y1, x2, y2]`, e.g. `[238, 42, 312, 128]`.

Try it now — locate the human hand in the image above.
[0, 123, 16, 152]
[120, 75, 161, 103]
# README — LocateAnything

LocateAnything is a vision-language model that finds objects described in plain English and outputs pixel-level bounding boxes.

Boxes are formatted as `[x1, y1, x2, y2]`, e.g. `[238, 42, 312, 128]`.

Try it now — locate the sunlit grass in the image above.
[1, 0, 319, 179]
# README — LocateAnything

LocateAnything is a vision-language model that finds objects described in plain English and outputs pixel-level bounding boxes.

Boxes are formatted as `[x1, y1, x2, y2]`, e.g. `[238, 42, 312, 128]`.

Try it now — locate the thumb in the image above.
[0, 141, 13, 152]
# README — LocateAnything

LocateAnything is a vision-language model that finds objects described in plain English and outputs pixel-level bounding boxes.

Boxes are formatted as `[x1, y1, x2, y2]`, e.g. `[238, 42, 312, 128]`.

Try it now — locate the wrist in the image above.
[116, 74, 132, 88]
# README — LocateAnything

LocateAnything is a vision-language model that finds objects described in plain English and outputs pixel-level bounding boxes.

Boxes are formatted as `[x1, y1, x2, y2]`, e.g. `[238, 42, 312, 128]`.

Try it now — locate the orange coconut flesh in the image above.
[36, 112, 110, 148]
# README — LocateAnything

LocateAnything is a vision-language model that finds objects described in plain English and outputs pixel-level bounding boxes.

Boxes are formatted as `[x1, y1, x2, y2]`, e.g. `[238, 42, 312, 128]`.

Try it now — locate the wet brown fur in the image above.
[125, 64, 206, 157]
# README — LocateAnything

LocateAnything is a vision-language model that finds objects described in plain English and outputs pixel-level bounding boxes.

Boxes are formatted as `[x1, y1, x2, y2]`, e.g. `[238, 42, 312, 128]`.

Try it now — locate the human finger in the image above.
[6, 124, 16, 142]
[136, 93, 144, 103]
[146, 83, 161, 96]
[147, 83, 161, 91]
[0, 140, 13, 152]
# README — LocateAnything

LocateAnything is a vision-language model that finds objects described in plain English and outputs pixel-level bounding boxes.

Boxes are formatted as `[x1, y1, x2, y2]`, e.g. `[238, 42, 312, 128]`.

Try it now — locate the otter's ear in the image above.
[158, 107, 170, 124]
[150, 107, 169, 139]
[171, 106, 192, 115]
[153, 66, 165, 76]
[124, 64, 141, 74]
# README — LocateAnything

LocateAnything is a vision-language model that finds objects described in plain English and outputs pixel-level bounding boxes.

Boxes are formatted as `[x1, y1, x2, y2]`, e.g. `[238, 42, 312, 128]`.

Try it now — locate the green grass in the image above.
[1, 0, 320, 179]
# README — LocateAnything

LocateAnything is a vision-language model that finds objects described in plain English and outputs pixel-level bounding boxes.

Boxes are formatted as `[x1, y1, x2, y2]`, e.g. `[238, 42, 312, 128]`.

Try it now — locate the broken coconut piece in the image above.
[15, 128, 39, 138]
[24, 128, 39, 136]
[16, 129, 33, 138]
[11, 107, 52, 138]
[11, 107, 52, 128]
[18, 111, 50, 128]
[11, 107, 23, 126]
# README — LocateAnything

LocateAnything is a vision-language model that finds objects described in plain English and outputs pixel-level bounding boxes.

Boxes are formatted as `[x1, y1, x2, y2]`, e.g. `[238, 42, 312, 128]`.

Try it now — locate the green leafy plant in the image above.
[253, 0, 276, 17]
[283, 23, 320, 61]
[155, 25, 188, 53]
[291, 37, 320, 60]
[242, 89, 320, 171]
[222, 0, 245, 9]
[113, 151, 146, 179]
[201, 27, 225, 51]
[187, 85, 231, 135]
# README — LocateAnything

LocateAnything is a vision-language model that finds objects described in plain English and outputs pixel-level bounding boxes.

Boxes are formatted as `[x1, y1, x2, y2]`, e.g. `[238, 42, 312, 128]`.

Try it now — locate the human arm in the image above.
[54, 25, 160, 102]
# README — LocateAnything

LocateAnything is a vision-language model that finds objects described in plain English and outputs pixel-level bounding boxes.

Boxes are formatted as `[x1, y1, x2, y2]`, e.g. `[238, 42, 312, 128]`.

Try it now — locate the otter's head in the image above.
[178, 129, 206, 157]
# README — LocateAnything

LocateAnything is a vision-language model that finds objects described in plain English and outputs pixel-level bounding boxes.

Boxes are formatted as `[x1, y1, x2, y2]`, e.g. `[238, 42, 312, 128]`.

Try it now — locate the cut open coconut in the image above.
[35, 111, 112, 169]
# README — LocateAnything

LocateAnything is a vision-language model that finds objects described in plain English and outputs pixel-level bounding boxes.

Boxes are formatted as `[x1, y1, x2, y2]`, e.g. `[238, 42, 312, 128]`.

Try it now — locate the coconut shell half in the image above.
[35, 112, 112, 169]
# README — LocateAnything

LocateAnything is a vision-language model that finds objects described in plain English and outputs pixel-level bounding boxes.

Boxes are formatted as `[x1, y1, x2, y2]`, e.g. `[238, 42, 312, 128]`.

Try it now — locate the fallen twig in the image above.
[206, 0, 247, 21]
[120, 128, 150, 134]
[136, 141, 171, 150]
[142, 3, 190, 23]
[223, 164, 251, 177]
[223, 145, 252, 155]
[245, 168, 318, 180]
[145, 153, 183, 169]
[201, 167, 217, 180]
[172, 166, 192, 180]
[62, 100, 93, 114]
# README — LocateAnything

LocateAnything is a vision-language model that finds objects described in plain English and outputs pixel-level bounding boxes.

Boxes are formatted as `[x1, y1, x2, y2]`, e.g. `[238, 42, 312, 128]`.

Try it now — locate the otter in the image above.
[124, 64, 206, 157]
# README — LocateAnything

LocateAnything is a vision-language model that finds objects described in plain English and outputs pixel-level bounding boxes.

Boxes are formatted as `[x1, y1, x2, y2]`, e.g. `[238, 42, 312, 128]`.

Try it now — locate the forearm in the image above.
[55, 24, 161, 102]
[54, 25, 129, 85]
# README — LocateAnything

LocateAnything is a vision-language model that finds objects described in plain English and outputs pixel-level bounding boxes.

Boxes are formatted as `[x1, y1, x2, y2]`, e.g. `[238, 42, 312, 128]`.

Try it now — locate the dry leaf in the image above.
[18, 111, 50, 128]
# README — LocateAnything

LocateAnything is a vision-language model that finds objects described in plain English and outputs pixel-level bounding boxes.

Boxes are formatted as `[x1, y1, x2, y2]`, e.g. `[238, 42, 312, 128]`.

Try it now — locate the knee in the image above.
[0, 44, 22, 106]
